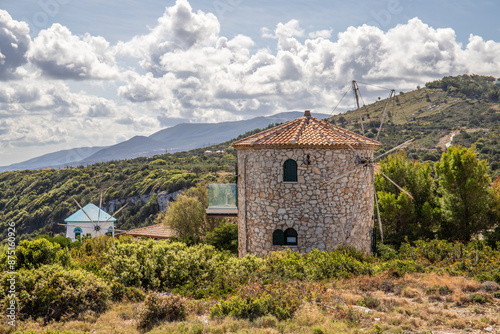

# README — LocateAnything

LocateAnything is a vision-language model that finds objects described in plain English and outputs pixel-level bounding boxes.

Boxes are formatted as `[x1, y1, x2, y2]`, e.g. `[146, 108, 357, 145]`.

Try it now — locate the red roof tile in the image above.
[232, 111, 381, 149]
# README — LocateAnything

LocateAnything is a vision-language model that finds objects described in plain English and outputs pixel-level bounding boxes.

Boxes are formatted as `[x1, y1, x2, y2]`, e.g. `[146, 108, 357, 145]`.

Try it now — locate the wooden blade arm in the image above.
[72, 197, 95, 224]
[373, 138, 415, 161]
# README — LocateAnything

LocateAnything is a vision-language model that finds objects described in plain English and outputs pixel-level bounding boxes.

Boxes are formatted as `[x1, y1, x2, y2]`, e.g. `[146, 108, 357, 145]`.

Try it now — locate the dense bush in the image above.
[137, 293, 186, 330]
[397, 239, 500, 282]
[210, 279, 327, 320]
[205, 222, 238, 254]
[260, 247, 372, 281]
[37, 235, 74, 249]
[0, 265, 110, 322]
[104, 239, 266, 298]
[70, 236, 115, 274]
[104, 240, 230, 290]
[110, 282, 145, 302]
[435, 145, 493, 242]
[11, 238, 70, 270]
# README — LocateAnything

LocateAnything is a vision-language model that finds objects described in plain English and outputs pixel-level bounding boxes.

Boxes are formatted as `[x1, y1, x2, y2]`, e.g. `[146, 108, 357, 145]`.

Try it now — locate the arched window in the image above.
[106, 226, 114, 237]
[73, 227, 82, 239]
[272, 229, 284, 245]
[283, 159, 298, 182]
[284, 228, 298, 246]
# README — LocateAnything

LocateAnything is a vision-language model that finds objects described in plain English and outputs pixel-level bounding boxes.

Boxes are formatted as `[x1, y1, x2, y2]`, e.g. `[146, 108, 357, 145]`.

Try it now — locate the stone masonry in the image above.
[236, 147, 374, 257]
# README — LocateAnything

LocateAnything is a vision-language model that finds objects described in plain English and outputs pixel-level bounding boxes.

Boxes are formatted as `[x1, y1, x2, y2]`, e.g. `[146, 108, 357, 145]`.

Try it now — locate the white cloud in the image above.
[115, 0, 220, 76]
[28, 24, 118, 80]
[0, 77, 127, 149]
[3, 0, 500, 165]
[115, 12, 500, 125]
[0, 10, 31, 79]
[309, 29, 333, 39]
[88, 98, 116, 117]
[463, 34, 500, 74]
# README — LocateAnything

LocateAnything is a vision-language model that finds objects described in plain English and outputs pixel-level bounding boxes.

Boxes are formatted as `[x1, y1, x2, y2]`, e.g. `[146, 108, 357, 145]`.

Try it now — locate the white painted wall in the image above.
[65, 222, 115, 241]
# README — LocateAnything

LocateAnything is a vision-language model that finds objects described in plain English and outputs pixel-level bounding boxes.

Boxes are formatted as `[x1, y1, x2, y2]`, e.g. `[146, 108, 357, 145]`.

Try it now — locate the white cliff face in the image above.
[236, 147, 374, 257]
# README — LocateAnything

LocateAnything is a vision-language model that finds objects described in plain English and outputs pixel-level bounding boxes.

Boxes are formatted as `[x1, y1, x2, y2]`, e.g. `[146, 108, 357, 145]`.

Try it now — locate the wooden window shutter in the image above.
[283, 159, 298, 182]
[272, 229, 284, 245]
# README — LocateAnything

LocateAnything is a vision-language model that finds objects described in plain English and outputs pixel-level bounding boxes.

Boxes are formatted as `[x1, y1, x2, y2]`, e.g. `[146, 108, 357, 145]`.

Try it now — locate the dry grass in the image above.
[7, 272, 500, 334]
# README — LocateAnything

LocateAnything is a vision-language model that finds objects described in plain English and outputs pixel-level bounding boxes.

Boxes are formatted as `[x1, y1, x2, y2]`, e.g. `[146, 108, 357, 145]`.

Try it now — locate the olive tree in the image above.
[160, 183, 227, 242]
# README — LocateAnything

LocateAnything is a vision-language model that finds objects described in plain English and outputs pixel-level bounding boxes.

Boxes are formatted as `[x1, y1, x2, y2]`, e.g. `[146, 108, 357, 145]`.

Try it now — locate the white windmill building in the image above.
[64, 203, 117, 241]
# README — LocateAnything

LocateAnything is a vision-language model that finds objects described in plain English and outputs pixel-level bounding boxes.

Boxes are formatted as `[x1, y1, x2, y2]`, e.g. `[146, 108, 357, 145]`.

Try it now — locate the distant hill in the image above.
[0, 111, 330, 171]
[148, 112, 328, 151]
[0, 146, 107, 172]
[328, 74, 500, 176]
[80, 136, 167, 165]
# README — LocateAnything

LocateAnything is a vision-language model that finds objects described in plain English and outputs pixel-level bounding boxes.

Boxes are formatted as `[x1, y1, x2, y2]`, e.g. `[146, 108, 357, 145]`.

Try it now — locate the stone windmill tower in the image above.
[231, 110, 381, 257]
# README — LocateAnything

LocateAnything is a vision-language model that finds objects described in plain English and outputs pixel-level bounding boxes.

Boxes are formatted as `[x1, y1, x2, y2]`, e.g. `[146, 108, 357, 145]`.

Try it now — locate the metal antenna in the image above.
[352, 80, 368, 157]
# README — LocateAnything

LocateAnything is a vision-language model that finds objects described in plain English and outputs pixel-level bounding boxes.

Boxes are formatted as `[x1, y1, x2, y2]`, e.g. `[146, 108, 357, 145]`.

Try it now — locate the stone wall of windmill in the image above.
[236, 147, 374, 257]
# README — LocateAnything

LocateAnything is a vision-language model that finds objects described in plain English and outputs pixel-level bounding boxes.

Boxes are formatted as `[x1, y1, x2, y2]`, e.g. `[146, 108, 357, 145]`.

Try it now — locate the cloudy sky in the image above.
[1, 0, 500, 165]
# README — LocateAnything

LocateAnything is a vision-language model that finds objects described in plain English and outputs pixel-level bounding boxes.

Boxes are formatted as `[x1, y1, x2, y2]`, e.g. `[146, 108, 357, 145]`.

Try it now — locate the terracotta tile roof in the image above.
[119, 223, 175, 239]
[231, 111, 382, 149]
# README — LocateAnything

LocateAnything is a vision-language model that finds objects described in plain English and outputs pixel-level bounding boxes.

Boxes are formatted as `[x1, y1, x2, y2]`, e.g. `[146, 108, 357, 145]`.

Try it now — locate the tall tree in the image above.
[485, 177, 500, 248]
[375, 152, 439, 245]
[159, 183, 227, 242]
[435, 145, 493, 242]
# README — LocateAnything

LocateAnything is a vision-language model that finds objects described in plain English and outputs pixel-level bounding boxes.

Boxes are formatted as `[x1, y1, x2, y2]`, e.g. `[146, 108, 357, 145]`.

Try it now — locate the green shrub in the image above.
[70, 236, 115, 275]
[104, 241, 228, 290]
[312, 327, 325, 334]
[425, 285, 453, 296]
[104, 239, 265, 298]
[376, 243, 397, 261]
[357, 295, 381, 309]
[399, 239, 461, 264]
[492, 291, 500, 298]
[0, 265, 110, 322]
[137, 293, 186, 330]
[385, 259, 418, 277]
[9, 238, 70, 270]
[110, 282, 145, 302]
[470, 293, 489, 304]
[210, 279, 327, 321]
[37, 235, 73, 249]
[261, 247, 372, 281]
[205, 223, 238, 254]
[211, 294, 275, 321]
[149, 159, 167, 165]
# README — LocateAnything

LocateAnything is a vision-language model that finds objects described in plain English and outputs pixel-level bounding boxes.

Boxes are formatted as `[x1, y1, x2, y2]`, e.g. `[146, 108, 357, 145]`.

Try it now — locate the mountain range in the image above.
[1, 111, 330, 172]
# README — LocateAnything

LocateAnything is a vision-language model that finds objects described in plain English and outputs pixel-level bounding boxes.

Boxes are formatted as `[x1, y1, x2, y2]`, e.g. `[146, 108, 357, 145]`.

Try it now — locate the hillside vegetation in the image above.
[330, 74, 500, 173]
[1, 74, 500, 333]
[1, 74, 500, 242]
[2, 237, 499, 333]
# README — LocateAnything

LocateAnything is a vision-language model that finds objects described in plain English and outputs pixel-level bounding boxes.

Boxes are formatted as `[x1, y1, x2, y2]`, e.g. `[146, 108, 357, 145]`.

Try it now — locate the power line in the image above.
[330, 85, 352, 116]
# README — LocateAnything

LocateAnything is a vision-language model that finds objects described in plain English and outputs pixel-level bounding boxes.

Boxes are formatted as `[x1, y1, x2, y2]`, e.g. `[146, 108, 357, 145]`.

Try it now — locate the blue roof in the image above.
[64, 203, 117, 223]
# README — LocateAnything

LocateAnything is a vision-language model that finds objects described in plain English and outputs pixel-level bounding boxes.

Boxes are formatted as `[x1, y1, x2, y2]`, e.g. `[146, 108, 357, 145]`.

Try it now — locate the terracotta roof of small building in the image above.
[119, 223, 175, 239]
[231, 110, 382, 149]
